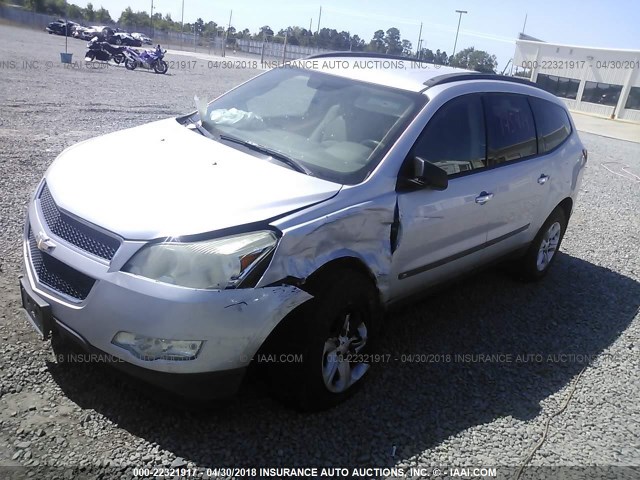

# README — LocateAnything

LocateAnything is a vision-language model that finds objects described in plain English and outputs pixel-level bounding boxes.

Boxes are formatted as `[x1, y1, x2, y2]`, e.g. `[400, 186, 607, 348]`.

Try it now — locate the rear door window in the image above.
[528, 97, 572, 153]
[483, 93, 537, 165]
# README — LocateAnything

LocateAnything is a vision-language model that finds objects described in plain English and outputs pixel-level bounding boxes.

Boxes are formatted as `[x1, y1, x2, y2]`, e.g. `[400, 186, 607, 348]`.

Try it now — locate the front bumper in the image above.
[21, 275, 246, 399]
[22, 197, 312, 390]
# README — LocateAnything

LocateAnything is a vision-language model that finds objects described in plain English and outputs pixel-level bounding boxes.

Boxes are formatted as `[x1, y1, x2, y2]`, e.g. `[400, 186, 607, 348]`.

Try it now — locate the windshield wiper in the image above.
[191, 121, 213, 138]
[218, 134, 313, 176]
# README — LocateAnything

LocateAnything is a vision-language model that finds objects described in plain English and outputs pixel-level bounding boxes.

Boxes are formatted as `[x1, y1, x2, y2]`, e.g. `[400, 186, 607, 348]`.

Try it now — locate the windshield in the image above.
[197, 67, 426, 184]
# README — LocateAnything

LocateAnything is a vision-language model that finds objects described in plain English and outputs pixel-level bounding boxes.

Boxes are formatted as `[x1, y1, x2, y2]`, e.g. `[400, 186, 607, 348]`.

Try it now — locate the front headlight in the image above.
[123, 230, 277, 289]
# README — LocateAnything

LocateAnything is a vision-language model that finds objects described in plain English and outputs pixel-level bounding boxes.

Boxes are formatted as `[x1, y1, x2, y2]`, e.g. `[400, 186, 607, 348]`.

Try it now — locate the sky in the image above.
[77, 0, 640, 70]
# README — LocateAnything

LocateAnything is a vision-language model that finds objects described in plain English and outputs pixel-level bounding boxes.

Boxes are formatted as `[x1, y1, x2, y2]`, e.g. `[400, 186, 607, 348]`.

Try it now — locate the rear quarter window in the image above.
[528, 97, 572, 153]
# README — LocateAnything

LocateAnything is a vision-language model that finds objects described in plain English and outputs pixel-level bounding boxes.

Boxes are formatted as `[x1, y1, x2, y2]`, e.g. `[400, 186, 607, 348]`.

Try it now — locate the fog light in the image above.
[112, 332, 203, 361]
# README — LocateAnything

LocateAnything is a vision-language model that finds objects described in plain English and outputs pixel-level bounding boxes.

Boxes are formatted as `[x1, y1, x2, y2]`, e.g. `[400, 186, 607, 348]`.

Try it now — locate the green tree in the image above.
[417, 48, 435, 62]
[259, 25, 273, 38]
[401, 39, 412, 56]
[384, 27, 402, 55]
[95, 6, 112, 23]
[118, 6, 134, 25]
[434, 49, 449, 65]
[45, 0, 66, 15]
[68, 4, 84, 19]
[449, 46, 497, 73]
[203, 20, 218, 36]
[25, 0, 46, 13]
[194, 17, 204, 35]
[84, 2, 95, 21]
[350, 34, 365, 51]
[367, 29, 385, 52]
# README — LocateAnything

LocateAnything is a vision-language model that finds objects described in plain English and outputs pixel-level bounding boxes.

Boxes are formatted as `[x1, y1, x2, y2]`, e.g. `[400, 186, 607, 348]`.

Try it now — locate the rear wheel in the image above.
[125, 58, 137, 70]
[264, 268, 381, 411]
[517, 208, 567, 281]
[113, 54, 125, 65]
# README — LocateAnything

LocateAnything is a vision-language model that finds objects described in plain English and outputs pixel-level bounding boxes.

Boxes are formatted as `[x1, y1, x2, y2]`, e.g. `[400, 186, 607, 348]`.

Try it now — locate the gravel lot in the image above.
[1, 24, 639, 479]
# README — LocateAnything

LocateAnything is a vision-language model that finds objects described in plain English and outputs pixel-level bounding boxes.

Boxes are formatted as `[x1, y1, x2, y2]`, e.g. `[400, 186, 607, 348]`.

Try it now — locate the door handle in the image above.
[475, 191, 494, 205]
[538, 174, 550, 185]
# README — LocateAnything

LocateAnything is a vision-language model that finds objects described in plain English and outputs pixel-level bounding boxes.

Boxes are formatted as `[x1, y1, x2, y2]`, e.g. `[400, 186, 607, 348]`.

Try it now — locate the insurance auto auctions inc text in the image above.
[205, 466, 497, 478]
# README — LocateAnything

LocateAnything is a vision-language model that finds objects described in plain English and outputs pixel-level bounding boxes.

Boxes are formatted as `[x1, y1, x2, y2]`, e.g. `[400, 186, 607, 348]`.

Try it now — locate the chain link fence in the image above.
[0, 6, 338, 62]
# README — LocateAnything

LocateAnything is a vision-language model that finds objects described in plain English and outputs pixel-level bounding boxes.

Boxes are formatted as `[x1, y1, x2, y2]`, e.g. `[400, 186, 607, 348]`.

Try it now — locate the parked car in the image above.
[46, 20, 79, 36]
[107, 32, 143, 47]
[72, 26, 94, 41]
[20, 53, 586, 411]
[80, 25, 113, 41]
[131, 32, 153, 45]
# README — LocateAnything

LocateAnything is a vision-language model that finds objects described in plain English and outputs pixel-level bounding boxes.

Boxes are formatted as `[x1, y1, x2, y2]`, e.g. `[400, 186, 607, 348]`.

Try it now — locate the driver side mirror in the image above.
[413, 156, 448, 190]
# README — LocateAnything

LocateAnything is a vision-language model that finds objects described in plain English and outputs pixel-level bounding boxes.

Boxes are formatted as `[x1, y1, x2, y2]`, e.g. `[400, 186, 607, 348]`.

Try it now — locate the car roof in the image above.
[300, 53, 540, 95]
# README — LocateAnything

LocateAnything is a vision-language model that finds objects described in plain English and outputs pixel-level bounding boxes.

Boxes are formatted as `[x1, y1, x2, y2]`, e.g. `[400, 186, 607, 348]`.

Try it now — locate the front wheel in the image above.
[517, 207, 567, 281]
[153, 60, 168, 74]
[264, 269, 382, 411]
[124, 58, 137, 70]
[113, 54, 125, 65]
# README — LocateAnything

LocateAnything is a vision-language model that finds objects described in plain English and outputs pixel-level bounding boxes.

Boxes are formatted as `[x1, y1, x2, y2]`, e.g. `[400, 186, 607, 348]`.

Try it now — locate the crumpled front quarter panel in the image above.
[260, 193, 397, 302]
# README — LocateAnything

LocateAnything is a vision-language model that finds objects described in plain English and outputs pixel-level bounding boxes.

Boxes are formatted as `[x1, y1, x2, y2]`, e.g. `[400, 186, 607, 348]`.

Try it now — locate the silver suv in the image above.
[20, 53, 587, 410]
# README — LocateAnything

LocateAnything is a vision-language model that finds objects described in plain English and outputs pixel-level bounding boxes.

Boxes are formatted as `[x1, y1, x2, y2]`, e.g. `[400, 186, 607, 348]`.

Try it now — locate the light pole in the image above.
[181, 0, 185, 46]
[451, 9, 467, 60]
[150, 0, 154, 38]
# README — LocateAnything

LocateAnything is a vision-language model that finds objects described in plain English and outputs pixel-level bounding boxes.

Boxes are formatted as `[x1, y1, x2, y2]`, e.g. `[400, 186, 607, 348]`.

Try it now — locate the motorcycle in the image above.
[84, 38, 126, 64]
[124, 45, 168, 74]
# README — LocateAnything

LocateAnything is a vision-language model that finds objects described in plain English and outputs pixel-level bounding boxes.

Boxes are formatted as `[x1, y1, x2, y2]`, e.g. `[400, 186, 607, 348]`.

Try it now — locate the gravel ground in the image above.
[1, 24, 639, 480]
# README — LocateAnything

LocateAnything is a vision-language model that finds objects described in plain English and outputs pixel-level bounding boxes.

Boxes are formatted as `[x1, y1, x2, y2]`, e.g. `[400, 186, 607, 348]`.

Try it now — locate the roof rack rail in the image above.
[423, 72, 539, 89]
[306, 51, 431, 63]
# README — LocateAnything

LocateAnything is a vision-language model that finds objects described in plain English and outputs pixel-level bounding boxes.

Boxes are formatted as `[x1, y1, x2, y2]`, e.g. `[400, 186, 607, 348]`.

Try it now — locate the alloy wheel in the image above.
[321, 311, 369, 393]
[536, 221, 561, 271]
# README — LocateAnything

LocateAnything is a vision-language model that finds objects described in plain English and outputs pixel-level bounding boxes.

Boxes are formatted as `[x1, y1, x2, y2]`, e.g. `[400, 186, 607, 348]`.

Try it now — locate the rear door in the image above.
[477, 93, 549, 255]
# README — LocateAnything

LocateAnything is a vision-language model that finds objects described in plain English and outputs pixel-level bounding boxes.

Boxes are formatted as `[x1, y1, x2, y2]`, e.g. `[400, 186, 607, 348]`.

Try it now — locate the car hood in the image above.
[45, 118, 342, 240]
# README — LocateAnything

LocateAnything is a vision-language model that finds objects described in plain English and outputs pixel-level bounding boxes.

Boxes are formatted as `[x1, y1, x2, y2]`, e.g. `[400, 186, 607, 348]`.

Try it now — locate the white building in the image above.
[514, 34, 640, 123]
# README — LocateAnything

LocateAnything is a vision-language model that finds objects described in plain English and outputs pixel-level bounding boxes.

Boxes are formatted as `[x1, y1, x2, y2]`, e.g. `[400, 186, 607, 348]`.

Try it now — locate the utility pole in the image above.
[181, 0, 185, 46]
[223, 10, 232, 57]
[316, 6, 322, 35]
[451, 9, 467, 60]
[150, 0, 154, 39]
[415, 22, 423, 58]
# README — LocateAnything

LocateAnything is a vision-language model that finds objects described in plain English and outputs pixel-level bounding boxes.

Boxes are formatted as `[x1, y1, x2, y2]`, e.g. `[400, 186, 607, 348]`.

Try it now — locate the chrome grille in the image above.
[39, 183, 120, 261]
[28, 228, 96, 301]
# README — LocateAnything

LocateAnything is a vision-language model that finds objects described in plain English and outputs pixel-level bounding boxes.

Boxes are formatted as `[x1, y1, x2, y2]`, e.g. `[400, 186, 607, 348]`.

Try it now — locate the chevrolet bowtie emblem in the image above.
[35, 231, 56, 252]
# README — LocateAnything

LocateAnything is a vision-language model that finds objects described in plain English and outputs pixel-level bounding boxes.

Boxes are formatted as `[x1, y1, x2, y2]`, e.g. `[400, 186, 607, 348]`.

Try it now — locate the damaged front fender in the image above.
[259, 192, 398, 303]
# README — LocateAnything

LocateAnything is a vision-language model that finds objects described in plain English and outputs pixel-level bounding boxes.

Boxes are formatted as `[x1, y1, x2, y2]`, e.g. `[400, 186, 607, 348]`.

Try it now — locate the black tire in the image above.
[517, 207, 567, 282]
[85, 52, 95, 61]
[153, 60, 168, 74]
[113, 54, 125, 65]
[124, 59, 137, 70]
[264, 268, 382, 411]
